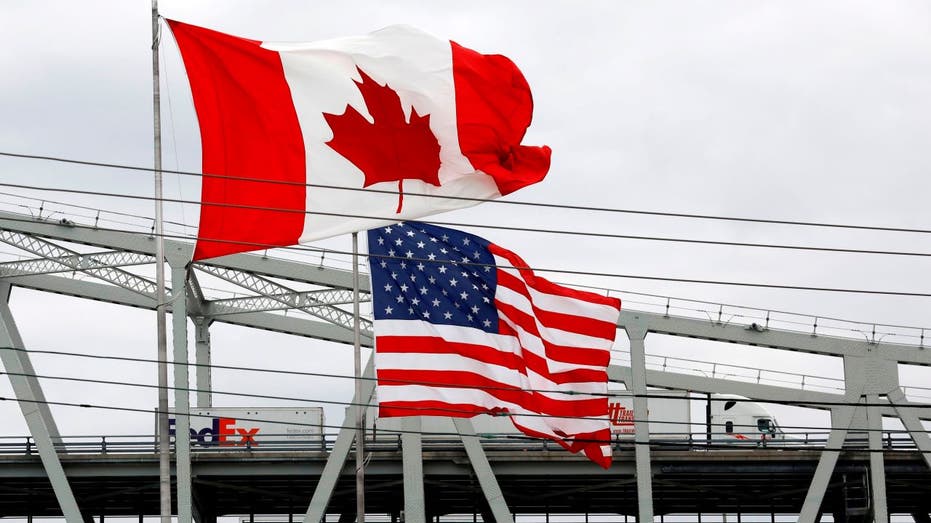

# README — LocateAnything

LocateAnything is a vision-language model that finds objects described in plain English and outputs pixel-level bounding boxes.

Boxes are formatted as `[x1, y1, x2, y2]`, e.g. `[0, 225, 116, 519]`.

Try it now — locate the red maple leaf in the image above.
[324, 67, 441, 213]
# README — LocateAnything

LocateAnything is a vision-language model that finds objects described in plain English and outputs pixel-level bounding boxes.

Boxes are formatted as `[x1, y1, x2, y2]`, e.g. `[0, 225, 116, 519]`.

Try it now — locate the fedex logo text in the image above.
[169, 417, 260, 447]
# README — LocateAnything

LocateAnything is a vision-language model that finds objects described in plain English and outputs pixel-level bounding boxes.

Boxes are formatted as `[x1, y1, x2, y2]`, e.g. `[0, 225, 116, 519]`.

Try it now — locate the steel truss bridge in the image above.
[0, 209, 930, 523]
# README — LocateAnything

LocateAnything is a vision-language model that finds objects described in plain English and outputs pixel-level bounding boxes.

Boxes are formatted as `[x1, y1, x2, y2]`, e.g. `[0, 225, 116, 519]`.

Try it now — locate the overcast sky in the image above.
[0, 1, 929, 442]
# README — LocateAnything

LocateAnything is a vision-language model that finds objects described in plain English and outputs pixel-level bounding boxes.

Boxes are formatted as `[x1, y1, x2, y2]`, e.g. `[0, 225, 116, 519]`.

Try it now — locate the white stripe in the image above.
[495, 285, 618, 349]
[493, 254, 620, 322]
[377, 384, 610, 436]
[375, 352, 609, 397]
[374, 320, 604, 374]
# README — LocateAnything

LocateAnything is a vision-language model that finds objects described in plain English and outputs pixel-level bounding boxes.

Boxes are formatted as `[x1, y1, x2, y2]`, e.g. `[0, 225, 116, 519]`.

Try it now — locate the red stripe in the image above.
[496, 269, 619, 341]
[167, 20, 306, 260]
[495, 300, 612, 369]
[378, 401, 502, 419]
[489, 243, 622, 309]
[377, 369, 607, 417]
[450, 42, 551, 195]
[377, 335, 607, 384]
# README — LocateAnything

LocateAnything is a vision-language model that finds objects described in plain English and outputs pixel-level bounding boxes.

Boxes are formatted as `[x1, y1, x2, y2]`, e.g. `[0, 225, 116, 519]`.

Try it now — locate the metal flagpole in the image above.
[352, 231, 365, 522]
[151, 2, 172, 522]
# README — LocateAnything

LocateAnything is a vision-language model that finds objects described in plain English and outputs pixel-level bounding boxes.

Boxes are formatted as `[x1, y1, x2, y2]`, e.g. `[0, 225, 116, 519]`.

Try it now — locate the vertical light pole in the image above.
[151, 2, 172, 522]
[352, 232, 366, 522]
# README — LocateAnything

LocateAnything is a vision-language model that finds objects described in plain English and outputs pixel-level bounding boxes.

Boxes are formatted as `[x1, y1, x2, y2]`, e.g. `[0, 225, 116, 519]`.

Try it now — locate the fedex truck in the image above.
[165, 407, 325, 448]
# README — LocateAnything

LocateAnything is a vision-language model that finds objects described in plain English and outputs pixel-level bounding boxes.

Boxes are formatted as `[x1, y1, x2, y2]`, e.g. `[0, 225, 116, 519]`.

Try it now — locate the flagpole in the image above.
[151, 2, 172, 522]
[352, 231, 366, 522]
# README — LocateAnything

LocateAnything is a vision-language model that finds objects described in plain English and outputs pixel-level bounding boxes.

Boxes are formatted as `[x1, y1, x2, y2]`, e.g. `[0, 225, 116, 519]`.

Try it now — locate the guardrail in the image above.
[0, 432, 923, 456]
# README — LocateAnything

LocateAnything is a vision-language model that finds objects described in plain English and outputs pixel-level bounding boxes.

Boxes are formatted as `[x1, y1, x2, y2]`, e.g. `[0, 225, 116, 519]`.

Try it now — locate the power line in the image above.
[1, 368, 923, 437]
[5, 346, 930, 411]
[3, 180, 931, 260]
[2, 150, 930, 236]
[0, 192, 927, 331]
[0, 212, 929, 298]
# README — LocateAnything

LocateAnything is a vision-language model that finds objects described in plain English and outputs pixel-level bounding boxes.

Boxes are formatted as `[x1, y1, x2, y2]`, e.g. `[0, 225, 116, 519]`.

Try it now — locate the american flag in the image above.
[367, 222, 621, 467]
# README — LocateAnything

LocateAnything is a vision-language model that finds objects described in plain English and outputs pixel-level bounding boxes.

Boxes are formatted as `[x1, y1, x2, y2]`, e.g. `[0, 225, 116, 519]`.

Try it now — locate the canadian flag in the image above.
[166, 20, 551, 260]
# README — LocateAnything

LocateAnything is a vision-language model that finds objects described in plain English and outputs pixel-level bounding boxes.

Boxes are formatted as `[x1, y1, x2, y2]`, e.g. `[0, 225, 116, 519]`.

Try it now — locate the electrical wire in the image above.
[1, 213, 929, 298]
[3, 150, 930, 236]
[1, 368, 924, 437]
[4, 346, 930, 411]
[3, 180, 931, 262]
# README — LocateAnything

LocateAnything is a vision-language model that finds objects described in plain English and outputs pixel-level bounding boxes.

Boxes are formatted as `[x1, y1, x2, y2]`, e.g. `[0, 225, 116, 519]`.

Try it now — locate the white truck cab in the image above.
[711, 394, 784, 442]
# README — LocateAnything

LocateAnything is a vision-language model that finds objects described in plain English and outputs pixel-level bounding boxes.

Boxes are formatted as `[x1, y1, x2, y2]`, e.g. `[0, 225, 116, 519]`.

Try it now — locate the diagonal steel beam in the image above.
[206, 288, 369, 315]
[0, 250, 154, 278]
[0, 230, 157, 297]
[195, 264, 371, 333]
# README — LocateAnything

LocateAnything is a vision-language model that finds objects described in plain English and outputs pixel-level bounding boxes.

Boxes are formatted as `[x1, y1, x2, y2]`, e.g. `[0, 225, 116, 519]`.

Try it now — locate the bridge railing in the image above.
[0, 431, 924, 456]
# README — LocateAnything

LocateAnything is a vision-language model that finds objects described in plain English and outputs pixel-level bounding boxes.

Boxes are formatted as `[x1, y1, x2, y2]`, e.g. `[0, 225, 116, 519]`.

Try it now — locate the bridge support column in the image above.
[866, 394, 888, 523]
[624, 324, 653, 523]
[193, 316, 212, 408]
[453, 418, 514, 523]
[0, 283, 84, 523]
[888, 388, 931, 469]
[798, 398, 860, 523]
[169, 258, 193, 523]
[304, 356, 376, 523]
[401, 416, 426, 523]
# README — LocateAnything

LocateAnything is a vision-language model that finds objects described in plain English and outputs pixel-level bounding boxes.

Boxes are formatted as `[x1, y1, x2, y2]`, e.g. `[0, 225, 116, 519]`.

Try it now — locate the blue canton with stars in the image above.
[367, 222, 499, 333]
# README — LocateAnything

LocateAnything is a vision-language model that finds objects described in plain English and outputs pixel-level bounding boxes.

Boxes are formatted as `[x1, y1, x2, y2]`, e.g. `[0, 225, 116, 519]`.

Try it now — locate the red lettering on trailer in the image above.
[236, 427, 260, 446]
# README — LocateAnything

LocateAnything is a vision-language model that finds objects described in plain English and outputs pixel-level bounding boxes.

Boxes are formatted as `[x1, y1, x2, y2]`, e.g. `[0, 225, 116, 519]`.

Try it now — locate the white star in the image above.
[442, 234, 449, 241]
[463, 238, 470, 246]
[460, 292, 469, 300]
[483, 319, 492, 327]
[472, 284, 479, 290]
[405, 250, 414, 258]
[388, 249, 396, 257]
[482, 297, 490, 303]
[485, 266, 492, 272]
[432, 298, 440, 307]
[400, 284, 409, 292]
[430, 236, 438, 243]
[411, 297, 420, 306]
[471, 306, 479, 314]
[440, 248, 448, 254]
[428, 253, 437, 261]
[461, 257, 470, 263]
[473, 251, 481, 259]
[417, 263, 425, 271]
[377, 237, 384, 245]
[390, 272, 398, 280]
[441, 289, 448, 296]
[400, 261, 407, 269]
[481, 284, 488, 290]
[422, 311, 430, 319]
[384, 226, 393, 234]
[467, 314, 473, 322]
[410, 274, 417, 282]
[406, 230, 415, 237]
[449, 278, 458, 287]
[420, 286, 429, 295]
[461, 271, 470, 278]
[443, 311, 453, 319]
[417, 241, 426, 249]
[408, 307, 415, 315]
[384, 283, 392, 292]
[437, 266, 447, 273]
[395, 238, 403, 246]
[379, 260, 387, 268]
[453, 302, 460, 308]
[384, 306, 393, 315]
[428, 276, 436, 284]
[395, 295, 405, 303]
